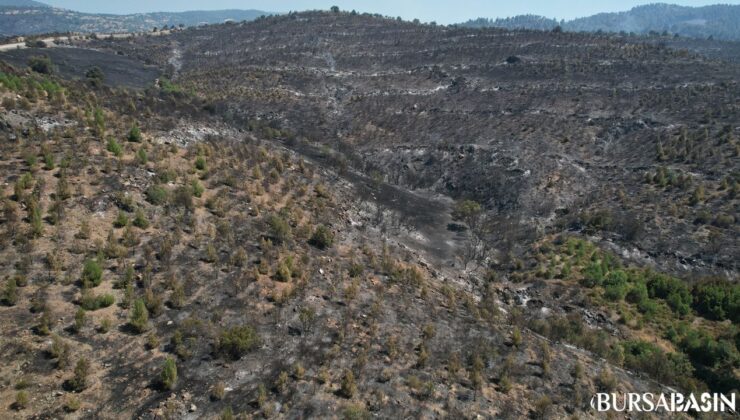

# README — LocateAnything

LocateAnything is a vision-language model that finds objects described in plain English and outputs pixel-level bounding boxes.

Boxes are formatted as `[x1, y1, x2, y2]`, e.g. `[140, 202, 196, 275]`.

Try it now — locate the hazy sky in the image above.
[41, 1, 737, 23]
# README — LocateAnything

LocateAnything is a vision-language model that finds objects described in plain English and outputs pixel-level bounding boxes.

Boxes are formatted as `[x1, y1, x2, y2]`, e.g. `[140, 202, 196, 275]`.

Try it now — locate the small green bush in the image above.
[127, 122, 142, 142]
[309, 225, 334, 249]
[106, 137, 122, 157]
[129, 299, 149, 333]
[2, 277, 18, 306]
[343, 403, 370, 420]
[137, 148, 148, 165]
[339, 369, 357, 398]
[113, 211, 129, 228]
[268, 214, 291, 243]
[195, 156, 206, 170]
[14, 390, 29, 410]
[217, 325, 260, 360]
[80, 292, 114, 310]
[275, 262, 291, 282]
[160, 357, 177, 390]
[68, 358, 90, 392]
[133, 208, 149, 229]
[191, 179, 204, 198]
[145, 185, 168, 205]
[64, 396, 81, 412]
[82, 259, 103, 287]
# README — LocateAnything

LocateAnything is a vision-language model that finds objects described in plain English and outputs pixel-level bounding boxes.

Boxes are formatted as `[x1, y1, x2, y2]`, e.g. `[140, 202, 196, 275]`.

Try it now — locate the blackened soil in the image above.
[0, 47, 160, 89]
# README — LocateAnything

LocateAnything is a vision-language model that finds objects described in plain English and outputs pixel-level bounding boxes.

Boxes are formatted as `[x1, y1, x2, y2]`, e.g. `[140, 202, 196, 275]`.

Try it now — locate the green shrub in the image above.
[195, 156, 206, 170]
[28, 55, 53, 74]
[80, 291, 114, 310]
[14, 390, 29, 410]
[217, 325, 260, 360]
[309, 225, 334, 249]
[268, 214, 291, 243]
[64, 396, 81, 412]
[534, 395, 552, 418]
[348, 261, 363, 278]
[604, 283, 628, 301]
[133, 208, 149, 229]
[339, 369, 357, 398]
[137, 148, 148, 165]
[127, 122, 142, 142]
[499, 375, 512, 393]
[171, 186, 193, 209]
[210, 381, 226, 401]
[68, 358, 90, 392]
[129, 299, 149, 333]
[113, 211, 129, 228]
[596, 368, 617, 391]
[2, 277, 18, 306]
[160, 78, 183, 94]
[343, 403, 370, 420]
[191, 179, 204, 198]
[82, 259, 103, 287]
[145, 185, 168, 205]
[713, 214, 735, 228]
[106, 137, 122, 157]
[73, 308, 86, 333]
[98, 317, 112, 333]
[275, 262, 291, 282]
[86, 66, 104, 87]
[694, 211, 711, 225]
[582, 260, 604, 287]
[638, 298, 659, 316]
[160, 357, 177, 390]
[43, 152, 55, 170]
[622, 340, 694, 386]
[647, 273, 691, 315]
[625, 282, 649, 305]
[693, 278, 739, 322]
[29, 200, 43, 237]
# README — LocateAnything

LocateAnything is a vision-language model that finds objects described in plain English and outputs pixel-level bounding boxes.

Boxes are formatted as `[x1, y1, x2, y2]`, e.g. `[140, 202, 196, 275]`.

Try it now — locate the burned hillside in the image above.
[0, 9, 738, 420]
[90, 11, 740, 279]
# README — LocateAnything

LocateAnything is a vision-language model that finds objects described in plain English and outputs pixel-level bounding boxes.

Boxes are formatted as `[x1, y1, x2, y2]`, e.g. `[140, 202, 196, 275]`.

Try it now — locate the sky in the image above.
[40, 0, 737, 24]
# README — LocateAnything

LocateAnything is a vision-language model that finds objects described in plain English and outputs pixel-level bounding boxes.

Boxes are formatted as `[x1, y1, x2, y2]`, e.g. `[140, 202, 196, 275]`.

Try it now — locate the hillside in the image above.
[461, 3, 740, 41]
[0, 5, 270, 36]
[0, 0, 47, 7]
[0, 10, 738, 419]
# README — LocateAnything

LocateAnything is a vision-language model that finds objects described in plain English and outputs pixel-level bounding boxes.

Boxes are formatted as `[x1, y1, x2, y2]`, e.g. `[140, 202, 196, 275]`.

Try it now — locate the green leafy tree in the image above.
[452, 199, 482, 228]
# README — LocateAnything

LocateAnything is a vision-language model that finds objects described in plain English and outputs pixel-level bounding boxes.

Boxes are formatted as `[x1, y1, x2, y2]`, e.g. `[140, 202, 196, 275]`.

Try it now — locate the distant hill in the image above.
[460, 3, 740, 41]
[0, 0, 48, 7]
[0, 5, 271, 36]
